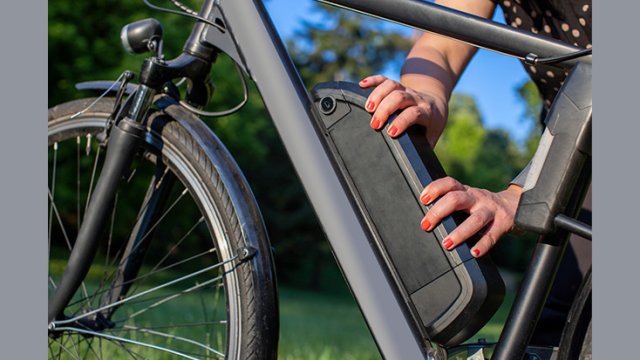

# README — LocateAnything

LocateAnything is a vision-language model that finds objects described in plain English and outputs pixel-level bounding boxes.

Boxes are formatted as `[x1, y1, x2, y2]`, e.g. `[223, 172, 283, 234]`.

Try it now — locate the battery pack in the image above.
[311, 81, 505, 346]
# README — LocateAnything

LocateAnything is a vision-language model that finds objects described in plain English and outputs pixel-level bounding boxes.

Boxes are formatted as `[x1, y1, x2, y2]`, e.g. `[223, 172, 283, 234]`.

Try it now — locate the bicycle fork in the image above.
[48, 85, 156, 326]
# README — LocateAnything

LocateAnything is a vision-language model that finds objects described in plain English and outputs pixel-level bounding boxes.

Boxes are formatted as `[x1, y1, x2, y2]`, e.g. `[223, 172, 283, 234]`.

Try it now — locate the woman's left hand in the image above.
[419, 176, 523, 257]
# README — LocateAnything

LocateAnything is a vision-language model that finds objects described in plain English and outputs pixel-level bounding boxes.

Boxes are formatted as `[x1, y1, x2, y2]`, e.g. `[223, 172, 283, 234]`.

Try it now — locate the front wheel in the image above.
[47, 98, 278, 359]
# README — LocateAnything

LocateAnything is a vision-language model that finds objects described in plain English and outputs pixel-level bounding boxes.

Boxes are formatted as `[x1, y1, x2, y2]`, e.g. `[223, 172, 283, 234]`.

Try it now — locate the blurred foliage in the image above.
[49, 0, 545, 288]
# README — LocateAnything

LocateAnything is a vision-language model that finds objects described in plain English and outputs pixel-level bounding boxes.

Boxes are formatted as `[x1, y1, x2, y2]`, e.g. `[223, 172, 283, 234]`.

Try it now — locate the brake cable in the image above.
[524, 48, 592, 65]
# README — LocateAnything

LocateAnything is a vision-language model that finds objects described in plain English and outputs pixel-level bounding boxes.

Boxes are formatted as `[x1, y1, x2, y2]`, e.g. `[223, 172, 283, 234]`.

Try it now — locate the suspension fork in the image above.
[48, 85, 156, 324]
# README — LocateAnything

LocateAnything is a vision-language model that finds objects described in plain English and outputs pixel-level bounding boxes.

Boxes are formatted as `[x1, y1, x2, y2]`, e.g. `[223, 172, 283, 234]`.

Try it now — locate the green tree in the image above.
[288, 5, 413, 84]
[517, 79, 544, 158]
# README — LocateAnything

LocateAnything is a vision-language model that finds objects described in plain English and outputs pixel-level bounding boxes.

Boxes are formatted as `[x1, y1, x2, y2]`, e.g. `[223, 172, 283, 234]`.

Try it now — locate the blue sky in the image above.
[264, 0, 533, 143]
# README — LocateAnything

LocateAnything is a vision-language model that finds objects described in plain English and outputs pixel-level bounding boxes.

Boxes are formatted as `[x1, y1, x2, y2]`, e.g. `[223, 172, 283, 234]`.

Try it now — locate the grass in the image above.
[277, 285, 515, 360]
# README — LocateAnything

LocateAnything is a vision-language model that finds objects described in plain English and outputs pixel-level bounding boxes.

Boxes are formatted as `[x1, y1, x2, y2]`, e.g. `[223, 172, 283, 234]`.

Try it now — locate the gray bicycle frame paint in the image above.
[218, 1, 432, 358]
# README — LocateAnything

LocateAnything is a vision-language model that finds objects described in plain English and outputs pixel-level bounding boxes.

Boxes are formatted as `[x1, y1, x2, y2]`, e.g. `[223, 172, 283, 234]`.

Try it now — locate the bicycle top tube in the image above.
[320, 0, 590, 69]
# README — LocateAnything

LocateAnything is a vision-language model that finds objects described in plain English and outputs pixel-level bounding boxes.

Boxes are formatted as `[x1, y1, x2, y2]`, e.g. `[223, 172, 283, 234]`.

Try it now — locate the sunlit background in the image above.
[49, 1, 544, 358]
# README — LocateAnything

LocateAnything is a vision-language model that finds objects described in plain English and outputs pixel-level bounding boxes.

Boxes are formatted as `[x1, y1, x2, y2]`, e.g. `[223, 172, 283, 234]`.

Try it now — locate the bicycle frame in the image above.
[213, 1, 590, 359]
[50, 0, 592, 359]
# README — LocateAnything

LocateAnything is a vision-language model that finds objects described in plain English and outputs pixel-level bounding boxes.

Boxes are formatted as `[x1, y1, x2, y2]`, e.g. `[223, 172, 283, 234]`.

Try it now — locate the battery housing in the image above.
[311, 81, 505, 346]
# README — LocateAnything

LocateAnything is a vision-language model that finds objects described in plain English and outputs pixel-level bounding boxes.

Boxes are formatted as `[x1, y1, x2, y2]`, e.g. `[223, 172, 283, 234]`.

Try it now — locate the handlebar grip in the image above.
[515, 62, 592, 234]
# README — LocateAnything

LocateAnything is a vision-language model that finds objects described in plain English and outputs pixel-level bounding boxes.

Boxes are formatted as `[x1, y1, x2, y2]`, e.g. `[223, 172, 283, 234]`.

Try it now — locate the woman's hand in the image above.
[419, 176, 523, 257]
[359, 75, 448, 147]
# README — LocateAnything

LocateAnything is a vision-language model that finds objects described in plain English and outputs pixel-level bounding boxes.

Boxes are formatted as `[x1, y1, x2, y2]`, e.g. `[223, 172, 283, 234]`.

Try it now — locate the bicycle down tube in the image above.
[211, 1, 433, 358]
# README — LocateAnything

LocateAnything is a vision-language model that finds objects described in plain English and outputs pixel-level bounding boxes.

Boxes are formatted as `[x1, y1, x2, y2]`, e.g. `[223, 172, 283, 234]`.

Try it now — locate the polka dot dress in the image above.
[493, 0, 592, 112]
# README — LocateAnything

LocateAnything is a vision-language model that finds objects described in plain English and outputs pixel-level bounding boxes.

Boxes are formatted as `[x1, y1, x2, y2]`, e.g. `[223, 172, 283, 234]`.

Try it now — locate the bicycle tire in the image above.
[557, 267, 591, 360]
[47, 97, 278, 359]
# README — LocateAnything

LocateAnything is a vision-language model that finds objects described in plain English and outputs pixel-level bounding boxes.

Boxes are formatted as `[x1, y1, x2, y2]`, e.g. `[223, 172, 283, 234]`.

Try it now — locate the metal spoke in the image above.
[107, 320, 227, 331]
[50, 337, 81, 360]
[52, 255, 237, 327]
[117, 187, 190, 267]
[54, 326, 204, 360]
[49, 142, 58, 251]
[109, 277, 222, 310]
[76, 135, 81, 233]
[111, 324, 225, 358]
[81, 336, 102, 359]
[66, 246, 217, 308]
[115, 274, 225, 322]
[84, 142, 102, 214]
[148, 216, 206, 274]
[48, 188, 93, 310]
[48, 189, 73, 252]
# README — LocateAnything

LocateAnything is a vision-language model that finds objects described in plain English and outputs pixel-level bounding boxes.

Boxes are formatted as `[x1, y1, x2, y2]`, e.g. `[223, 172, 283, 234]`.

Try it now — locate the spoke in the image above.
[82, 336, 102, 360]
[84, 143, 102, 214]
[107, 321, 227, 331]
[49, 142, 58, 251]
[48, 189, 73, 252]
[115, 274, 225, 322]
[110, 278, 222, 310]
[118, 187, 190, 267]
[148, 216, 206, 274]
[66, 247, 217, 308]
[55, 327, 204, 360]
[113, 341, 148, 360]
[76, 135, 81, 233]
[111, 325, 225, 358]
[133, 165, 171, 225]
[100, 184, 188, 286]
[50, 337, 81, 360]
[47, 188, 92, 311]
[53, 255, 237, 327]
[66, 331, 83, 360]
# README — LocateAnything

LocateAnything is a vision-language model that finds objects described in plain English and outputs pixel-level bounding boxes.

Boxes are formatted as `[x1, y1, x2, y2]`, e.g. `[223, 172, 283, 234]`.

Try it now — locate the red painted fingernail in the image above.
[371, 117, 380, 129]
[388, 125, 398, 137]
[472, 249, 480, 257]
[367, 101, 375, 111]
[420, 194, 432, 204]
[361, 79, 368, 84]
[443, 238, 453, 250]
[420, 218, 431, 231]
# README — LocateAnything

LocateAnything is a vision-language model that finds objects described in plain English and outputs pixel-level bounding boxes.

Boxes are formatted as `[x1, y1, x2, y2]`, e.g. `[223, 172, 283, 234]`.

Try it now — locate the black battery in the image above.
[311, 81, 505, 346]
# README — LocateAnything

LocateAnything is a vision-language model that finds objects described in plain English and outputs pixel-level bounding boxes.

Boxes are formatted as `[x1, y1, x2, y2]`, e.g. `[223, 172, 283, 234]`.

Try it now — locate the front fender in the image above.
[151, 95, 279, 352]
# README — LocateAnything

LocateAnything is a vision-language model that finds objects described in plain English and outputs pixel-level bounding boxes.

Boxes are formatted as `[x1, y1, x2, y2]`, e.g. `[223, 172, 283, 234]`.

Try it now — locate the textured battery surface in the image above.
[328, 105, 453, 294]
[410, 270, 462, 326]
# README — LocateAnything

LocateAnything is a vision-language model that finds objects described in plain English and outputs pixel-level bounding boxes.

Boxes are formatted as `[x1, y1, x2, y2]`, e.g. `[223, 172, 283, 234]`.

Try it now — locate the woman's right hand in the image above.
[359, 75, 449, 147]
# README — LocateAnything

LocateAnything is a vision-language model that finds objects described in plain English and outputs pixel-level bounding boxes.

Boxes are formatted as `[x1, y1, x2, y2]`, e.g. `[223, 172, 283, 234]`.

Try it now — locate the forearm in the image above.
[400, 44, 458, 106]
[399, 0, 496, 101]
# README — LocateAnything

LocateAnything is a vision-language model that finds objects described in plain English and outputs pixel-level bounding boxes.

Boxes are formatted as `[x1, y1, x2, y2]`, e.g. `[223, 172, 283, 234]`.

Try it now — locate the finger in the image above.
[469, 224, 506, 257]
[440, 210, 492, 250]
[421, 190, 473, 232]
[387, 105, 427, 138]
[366, 79, 404, 120]
[419, 176, 465, 205]
[372, 90, 417, 133]
[359, 75, 387, 88]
